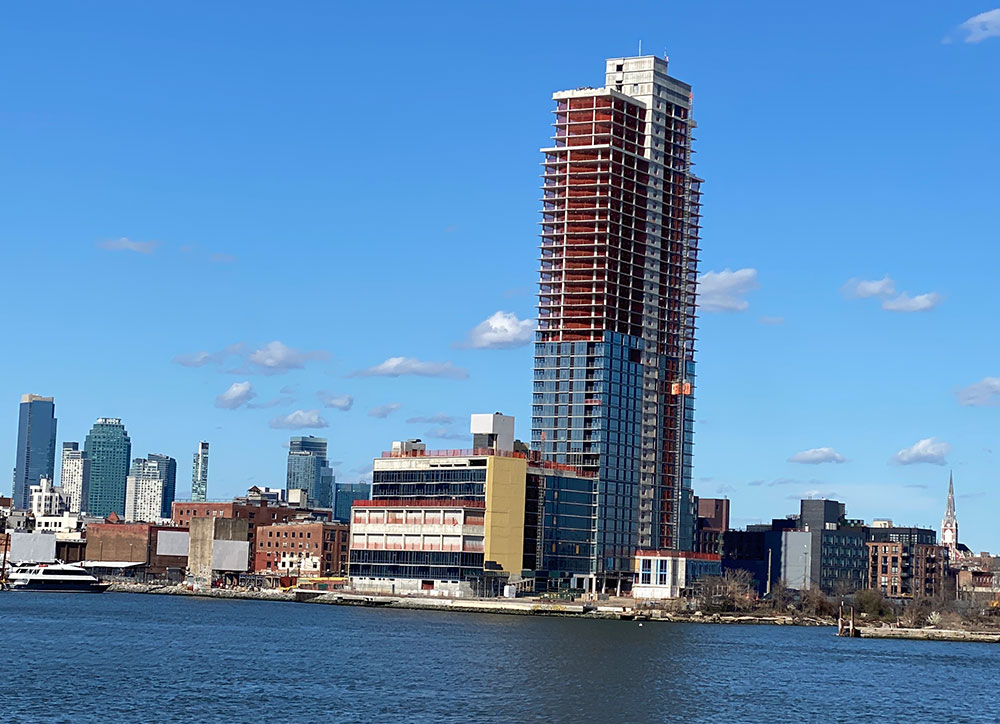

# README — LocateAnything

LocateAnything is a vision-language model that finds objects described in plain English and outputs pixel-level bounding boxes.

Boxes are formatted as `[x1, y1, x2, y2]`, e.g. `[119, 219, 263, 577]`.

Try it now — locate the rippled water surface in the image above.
[2, 593, 997, 723]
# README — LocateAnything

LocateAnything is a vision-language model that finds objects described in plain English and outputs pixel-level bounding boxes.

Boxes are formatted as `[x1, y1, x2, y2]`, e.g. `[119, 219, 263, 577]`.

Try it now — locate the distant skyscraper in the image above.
[124, 454, 176, 522]
[12, 394, 58, 509]
[532, 55, 702, 588]
[60, 442, 90, 513]
[286, 436, 333, 508]
[84, 418, 132, 518]
[333, 481, 371, 523]
[192, 441, 209, 502]
[941, 472, 959, 561]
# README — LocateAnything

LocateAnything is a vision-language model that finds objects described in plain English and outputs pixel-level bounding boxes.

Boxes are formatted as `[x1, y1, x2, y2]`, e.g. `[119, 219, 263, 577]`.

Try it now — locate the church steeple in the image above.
[945, 471, 956, 520]
[941, 471, 960, 561]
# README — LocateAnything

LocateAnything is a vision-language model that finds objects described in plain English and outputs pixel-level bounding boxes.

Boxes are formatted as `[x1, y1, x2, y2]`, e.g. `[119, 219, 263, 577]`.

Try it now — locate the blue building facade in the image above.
[84, 417, 132, 518]
[12, 394, 58, 510]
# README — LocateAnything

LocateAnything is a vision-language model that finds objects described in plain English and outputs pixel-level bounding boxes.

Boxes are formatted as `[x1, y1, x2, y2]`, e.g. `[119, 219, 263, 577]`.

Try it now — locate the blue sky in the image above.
[2, 2, 998, 547]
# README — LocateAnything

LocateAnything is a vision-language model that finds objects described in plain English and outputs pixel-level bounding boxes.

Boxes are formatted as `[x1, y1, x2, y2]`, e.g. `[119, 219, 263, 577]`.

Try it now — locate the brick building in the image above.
[84, 522, 188, 575]
[254, 520, 349, 576]
[694, 497, 729, 555]
[866, 538, 947, 599]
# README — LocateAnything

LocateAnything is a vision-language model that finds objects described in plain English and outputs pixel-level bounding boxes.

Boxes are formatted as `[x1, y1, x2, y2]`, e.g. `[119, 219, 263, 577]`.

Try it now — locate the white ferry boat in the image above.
[6, 561, 111, 592]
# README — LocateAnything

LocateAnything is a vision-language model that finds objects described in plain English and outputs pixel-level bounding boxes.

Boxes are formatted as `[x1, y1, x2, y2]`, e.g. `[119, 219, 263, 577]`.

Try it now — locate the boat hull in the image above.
[9, 582, 111, 593]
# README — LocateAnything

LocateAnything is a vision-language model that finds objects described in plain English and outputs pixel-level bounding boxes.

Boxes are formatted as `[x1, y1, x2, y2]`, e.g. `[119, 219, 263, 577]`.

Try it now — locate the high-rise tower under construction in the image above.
[532, 55, 702, 588]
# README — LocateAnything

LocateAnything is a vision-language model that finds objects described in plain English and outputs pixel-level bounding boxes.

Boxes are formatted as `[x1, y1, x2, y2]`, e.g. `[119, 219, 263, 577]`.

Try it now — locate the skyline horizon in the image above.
[3, 3, 998, 549]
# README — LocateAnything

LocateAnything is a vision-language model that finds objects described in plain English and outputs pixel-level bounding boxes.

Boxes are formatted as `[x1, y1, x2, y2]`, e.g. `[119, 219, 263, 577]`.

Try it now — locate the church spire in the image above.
[945, 470, 956, 520]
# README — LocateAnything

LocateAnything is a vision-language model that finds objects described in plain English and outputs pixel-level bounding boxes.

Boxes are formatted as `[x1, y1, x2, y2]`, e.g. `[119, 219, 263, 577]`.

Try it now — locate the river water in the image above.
[2, 593, 997, 723]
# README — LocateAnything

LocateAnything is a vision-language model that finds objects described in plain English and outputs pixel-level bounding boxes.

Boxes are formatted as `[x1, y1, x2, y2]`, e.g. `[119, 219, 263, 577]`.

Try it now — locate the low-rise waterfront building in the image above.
[350, 414, 530, 596]
[254, 520, 349, 576]
[633, 550, 722, 599]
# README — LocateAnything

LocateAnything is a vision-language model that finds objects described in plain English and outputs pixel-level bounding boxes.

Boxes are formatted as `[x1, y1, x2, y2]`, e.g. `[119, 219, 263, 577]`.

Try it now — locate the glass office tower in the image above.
[12, 394, 58, 510]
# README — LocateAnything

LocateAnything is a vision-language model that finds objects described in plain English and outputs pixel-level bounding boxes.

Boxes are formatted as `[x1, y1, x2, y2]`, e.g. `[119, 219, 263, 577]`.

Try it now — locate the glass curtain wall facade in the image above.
[84, 418, 132, 518]
[286, 436, 333, 508]
[192, 441, 209, 502]
[532, 56, 701, 587]
[12, 394, 58, 510]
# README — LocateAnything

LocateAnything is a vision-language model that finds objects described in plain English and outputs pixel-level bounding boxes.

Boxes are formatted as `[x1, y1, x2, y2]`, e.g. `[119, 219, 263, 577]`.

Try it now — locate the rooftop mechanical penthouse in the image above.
[532, 55, 702, 590]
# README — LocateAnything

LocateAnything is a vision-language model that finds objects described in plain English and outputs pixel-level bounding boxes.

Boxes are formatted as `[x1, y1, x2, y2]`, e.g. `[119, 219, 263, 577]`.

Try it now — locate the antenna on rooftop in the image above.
[638, 39, 642, 56]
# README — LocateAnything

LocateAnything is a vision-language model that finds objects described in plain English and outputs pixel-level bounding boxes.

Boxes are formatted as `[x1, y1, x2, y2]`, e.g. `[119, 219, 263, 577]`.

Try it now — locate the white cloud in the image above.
[269, 409, 329, 429]
[173, 351, 213, 367]
[957, 377, 1000, 406]
[318, 391, 354, 410]
[171, 343, 244, 369]
[460, 311, 536, 349]
[842, 275, 942, 313]
[880, 292, 943, 313]
[788, 447, 846, 465]
[892, 437, 951, 466]
[698, 268, 758, 312]
[425, 426, 469, 441]
[247, 396, 293, 410]
[841, 275, 895, 299]
[369, 403, 402, 419]
[248, 341, 329, 374]
[215, 381, 255, 409]
[956, 9, 1000, 43]
[406, 413, 455, 424]
[97, 237, 159, 254]
[351, 357, 469, 380]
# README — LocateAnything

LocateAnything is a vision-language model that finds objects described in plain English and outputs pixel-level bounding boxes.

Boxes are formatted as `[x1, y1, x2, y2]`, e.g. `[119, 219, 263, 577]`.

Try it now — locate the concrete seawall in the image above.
[858, 626, 1000, 643]
[104, 584, 835, 625]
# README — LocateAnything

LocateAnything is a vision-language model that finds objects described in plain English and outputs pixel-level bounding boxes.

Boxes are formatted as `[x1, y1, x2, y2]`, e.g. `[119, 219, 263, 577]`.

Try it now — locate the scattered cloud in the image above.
[406, 413, 455, 425]
[748, 480, 765, 487]
[173, 351, 214, 368]
[248, 341, 329, 374]
[369, 403, 402, 419]
[716, 484, 736, 495]
[317, 391, 354, 410]
[279, 385, 296, 395]
[953, 9, 1000, 43]
[957, 377, 1000, 407]
[269, 409, 329, 429]
[959, 491, 988, 500]
[425, 426, 469, 441]
[793, 489, 839, 501]
[842, 275, 942, 313]
[247, 396, 293, 410]
[171, 343, 244, 369]
[758, 316, 784, 326]
[788, 447, 846, 465]
[215, 381, 255, 410]
[210, 252, 237, 263]
[179, 244, 196, 254]
[698, 268, 758, 312]
[903, 483, 928, 490]
[881, 292, 943, 313]
[502, 286, 532, 298]
[351, 357, 468, 380]
[892, 437, 951, 466]
[841, 275, 895, 299]
[97, 237, 159, 254]
[459, 311, 536, 349]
